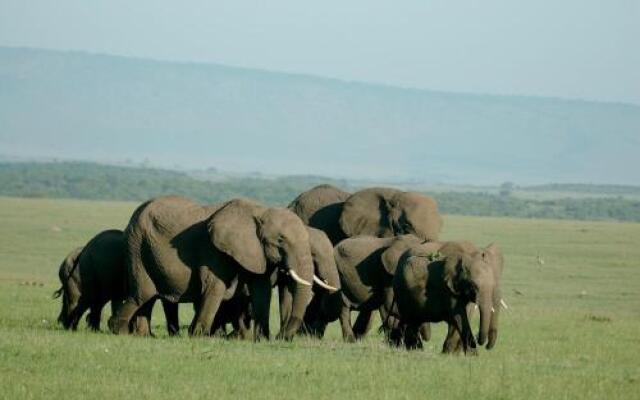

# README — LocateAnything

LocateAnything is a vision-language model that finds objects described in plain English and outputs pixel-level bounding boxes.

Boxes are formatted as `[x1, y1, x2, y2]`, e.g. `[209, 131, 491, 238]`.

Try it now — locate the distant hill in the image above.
[1, 47, 639, 184]
[1, 161, 639, 222]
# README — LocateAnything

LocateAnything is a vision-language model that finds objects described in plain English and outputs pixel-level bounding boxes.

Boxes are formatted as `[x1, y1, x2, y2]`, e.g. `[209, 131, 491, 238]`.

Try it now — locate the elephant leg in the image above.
[161, 300, 180, 336]
[249, 278, 272, 341]
[109, 298, 142, 335]
[277, 280, 293, 337]
[69, 301, 90, 331]
[237, 306, 252, 340]
[190, 278, 226, 337]
[110, 299, 124, 319]
[352, 309, 374, 339]
[132, 299, 156, 336]
[339, 305, 356, 343]
[404, 324, 423, 350]
[419, 323, 431, 342]
[451, 308, 478, 356]
[442, 323, 462, 354]
[87, 302, 105, 331]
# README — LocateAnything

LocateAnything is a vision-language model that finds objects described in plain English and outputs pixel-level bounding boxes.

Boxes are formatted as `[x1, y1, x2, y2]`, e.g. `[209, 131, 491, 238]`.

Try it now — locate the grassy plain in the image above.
[0, 196, 638, 399]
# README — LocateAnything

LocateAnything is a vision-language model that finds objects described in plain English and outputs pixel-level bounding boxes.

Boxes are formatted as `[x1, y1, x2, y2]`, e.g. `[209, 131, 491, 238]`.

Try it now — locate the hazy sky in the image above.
[1, 0, 639, 104]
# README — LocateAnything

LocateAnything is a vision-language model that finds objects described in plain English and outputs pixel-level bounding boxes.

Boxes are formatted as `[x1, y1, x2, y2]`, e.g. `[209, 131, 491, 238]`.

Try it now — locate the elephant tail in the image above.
[52, 286, 63, 299]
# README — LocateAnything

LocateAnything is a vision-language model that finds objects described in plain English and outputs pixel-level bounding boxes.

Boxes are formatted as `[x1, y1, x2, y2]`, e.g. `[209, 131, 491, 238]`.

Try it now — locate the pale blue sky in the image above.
[1, 0, 638, 104]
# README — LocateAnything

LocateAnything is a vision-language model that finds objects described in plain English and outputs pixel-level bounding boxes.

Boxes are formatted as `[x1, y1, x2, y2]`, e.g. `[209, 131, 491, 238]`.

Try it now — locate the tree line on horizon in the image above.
[1, 161, 639, 223]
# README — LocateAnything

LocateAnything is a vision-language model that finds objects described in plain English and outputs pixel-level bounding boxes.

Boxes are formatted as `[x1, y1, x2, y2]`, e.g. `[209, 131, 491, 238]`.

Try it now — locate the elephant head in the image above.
[208, 198, 315, 338]
[440, 242, 504, 349]
[339, 188, 442, 242]
[53, 246, 84, 329]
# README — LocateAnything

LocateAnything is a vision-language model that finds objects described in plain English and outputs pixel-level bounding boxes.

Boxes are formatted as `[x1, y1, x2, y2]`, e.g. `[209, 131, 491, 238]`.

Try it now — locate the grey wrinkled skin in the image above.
[289, 185, 442, 245]
[393, 241, 504, 355]
[110, 196, 315, 341]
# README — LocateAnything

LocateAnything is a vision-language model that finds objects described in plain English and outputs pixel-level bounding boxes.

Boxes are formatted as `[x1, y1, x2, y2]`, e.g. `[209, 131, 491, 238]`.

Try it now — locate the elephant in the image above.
[393, 241, 505, 354]
[288, 185, 442, 245]
[109, 196, 324, 341]
[54, 229, 180, 335]
[54, 230, 126, 331]
[288, 184, 351, 244]
[334, 234, 433, 342]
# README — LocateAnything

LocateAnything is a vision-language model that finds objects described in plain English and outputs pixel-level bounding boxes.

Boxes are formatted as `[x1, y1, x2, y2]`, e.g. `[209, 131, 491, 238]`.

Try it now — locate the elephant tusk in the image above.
[500, 298, 509, 309]
[313, 275, 339, 292]
[491, 307, 496, 313]
[474, 304, 478, 310]
[289, 270, 312, 286]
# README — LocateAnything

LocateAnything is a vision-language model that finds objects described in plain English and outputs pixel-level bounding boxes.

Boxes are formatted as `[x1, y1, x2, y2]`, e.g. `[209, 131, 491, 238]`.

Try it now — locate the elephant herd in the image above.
[54, 185, 506, 355]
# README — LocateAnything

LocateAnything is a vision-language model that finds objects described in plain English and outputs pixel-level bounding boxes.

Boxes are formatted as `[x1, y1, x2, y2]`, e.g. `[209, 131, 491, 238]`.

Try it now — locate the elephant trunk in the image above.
[486, 287, 502, 349]
[283, 253, 314, 340]
[476, 289, 493, 347]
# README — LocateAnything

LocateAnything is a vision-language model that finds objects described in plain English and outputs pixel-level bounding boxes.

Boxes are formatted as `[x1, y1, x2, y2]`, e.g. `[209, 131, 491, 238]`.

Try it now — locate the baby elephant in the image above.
[54, 230, 127, 331]
[393, 241, 505, 354]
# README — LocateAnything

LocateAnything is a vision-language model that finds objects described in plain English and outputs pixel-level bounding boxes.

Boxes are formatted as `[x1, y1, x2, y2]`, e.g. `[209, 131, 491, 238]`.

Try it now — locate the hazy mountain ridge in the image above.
[1, 47, 639, 184]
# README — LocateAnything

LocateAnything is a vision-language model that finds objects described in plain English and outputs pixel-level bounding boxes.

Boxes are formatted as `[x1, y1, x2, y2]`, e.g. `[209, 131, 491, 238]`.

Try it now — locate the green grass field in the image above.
[0, 196, 638, 399]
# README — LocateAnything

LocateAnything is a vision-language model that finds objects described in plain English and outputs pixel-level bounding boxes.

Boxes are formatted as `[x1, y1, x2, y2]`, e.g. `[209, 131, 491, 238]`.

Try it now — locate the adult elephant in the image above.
[110, 196, 318, 341]
[334, 234, 432, 342]
[393, 241, 505, 354]
[288, 185, 442, 245]
[54, 229, 179, 335]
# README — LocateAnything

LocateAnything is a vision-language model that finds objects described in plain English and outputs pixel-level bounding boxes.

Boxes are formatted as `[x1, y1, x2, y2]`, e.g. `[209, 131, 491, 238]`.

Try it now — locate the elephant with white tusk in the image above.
[109, 196, 317, 341]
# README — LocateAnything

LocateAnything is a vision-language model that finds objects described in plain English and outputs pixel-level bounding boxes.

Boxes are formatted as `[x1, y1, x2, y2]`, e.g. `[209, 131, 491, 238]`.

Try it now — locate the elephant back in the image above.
[288, 184, 351, 245]
[380, 234, 425, 276]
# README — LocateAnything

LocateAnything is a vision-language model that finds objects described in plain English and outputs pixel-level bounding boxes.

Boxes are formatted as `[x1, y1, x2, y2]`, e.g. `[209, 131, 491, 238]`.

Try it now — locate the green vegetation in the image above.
[0, 161, 351, 206]
[0, 196, 638, 399]
[2, 161, 640, 222]
[435, 191, 640, 222]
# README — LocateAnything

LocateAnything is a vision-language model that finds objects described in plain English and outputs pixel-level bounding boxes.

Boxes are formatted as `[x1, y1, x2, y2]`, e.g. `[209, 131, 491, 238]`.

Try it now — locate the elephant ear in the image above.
[339, 187, 398, 238]
[482, 243, 504, 277]
[380, 235, 422, 275]
[440, 242, 474, 295]
[208, 199, 267, 274]
[391, 192, 442, 241]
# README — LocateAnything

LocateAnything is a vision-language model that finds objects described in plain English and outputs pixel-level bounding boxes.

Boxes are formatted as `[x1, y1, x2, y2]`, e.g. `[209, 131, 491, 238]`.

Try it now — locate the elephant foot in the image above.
[464, 347, 479, 356]
[109, 317, 130, 335]
[386, 329, 403, 347]
[189, 323, 210, 337]
[405, 340, 423, 351]
[343, 334, 356, 343]
[277, 317, 302, 341]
